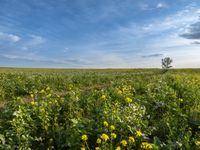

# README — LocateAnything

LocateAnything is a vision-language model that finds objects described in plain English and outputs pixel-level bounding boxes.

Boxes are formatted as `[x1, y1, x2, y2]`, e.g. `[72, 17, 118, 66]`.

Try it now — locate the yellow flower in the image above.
[30, 94, 34, 98]
[95, 147, 101, 150]
[103, 121, 109, 127]
[46, 87, 50, 91]
[125, 97, 132, 103]
[110, 125, 115, 131]
[179, 98, 183, 102]
[121, 140, 127, 147]
[80, 147, 86, 150]
[101, 95, 106, 100]
[122, 87, 126, 92]
[117, 89, 122, 95]
[101, 133, 109, 142]
[195, 141, 200, 146]
[81, 134, 88, 141]
[96, 138, 101, 144]
[136, 130, 142, 137]
[111, 133, 117, 139]
[129, 136, 135, 143]
[115, 146, 121, 150]
[40, 89, 45, 93]
[31, 101, 35, 105]
[40, 108, 45, 112]
[141, 142, 153, 150]
[47, 93, 52, 97]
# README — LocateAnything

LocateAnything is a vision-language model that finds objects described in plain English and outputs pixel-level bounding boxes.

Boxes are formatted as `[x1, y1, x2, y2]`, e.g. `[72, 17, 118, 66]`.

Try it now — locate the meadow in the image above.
[0, 68, 200, 150]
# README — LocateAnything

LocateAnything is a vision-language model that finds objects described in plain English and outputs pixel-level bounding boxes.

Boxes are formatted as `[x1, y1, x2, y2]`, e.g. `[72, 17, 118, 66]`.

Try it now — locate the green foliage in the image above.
[0, 69, 200, 149]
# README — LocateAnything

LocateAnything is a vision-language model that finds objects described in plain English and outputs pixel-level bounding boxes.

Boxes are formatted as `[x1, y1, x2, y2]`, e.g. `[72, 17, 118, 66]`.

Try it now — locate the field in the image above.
[0, 68, 200, 150]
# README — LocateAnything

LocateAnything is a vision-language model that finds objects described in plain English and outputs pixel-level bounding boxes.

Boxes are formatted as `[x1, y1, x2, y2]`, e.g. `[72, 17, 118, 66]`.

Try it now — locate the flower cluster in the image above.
[141, 142, 153, 150]
[195, 141, 200, 146]
[81, 135, 88, 141]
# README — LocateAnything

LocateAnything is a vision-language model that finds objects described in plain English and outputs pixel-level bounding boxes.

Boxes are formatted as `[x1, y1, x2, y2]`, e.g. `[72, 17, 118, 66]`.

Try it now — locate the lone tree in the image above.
[162, 57, 173, 69]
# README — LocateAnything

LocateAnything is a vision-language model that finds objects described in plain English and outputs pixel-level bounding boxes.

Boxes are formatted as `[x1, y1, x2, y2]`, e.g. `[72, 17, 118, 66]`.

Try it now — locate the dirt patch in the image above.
[0, 101, 6, 108]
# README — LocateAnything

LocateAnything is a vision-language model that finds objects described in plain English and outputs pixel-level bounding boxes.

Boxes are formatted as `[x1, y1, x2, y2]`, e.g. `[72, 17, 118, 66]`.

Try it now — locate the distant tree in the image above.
[162, 57, 173, 69]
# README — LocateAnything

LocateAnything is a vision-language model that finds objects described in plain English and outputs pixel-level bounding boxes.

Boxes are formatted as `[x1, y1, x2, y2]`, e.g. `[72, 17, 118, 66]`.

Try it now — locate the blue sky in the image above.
[0, 0, 200, 68]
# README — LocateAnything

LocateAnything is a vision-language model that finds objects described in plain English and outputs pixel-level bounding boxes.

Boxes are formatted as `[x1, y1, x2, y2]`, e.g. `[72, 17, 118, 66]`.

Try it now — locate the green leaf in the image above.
[0, 134, 5, 145]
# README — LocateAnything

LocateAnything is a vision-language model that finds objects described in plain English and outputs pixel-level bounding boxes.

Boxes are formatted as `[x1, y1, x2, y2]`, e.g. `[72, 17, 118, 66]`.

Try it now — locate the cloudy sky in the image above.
[0, 0, 200, 68]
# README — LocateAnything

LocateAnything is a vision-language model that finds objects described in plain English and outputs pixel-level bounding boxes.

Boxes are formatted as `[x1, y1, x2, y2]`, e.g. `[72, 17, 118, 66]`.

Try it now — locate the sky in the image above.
[0, 0, 200, 68]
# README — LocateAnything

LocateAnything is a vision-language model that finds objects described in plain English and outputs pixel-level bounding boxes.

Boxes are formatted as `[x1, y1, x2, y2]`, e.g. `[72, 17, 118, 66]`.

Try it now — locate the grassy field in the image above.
[0, 68, 200, 150]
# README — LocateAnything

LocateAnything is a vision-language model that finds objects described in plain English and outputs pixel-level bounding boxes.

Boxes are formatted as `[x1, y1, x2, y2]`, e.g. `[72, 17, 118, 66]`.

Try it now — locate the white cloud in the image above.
[92, 54, 128, 67]
[63, 47, 69, 53]
[156, 2, 168, 9]
[1, 52, 41, 61]
[137, 8, 200, 52]
[191, 41, 200, 44]
[142, 9, 198, 34]
[28, 35, 46, 46]
[21, 47, 28, 51]
[196, 9, 200, 14]
[0, 52, 91, 67]
[140, 3, 151, 10]
[118, 5, 199, 38]
[0, 32, 20, 42]
[148, 33, 191, 49]
[140, 2, 168, 11]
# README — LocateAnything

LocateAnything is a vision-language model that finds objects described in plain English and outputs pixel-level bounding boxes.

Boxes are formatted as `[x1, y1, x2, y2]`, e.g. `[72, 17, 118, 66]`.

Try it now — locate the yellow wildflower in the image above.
[30, 94, 34, 98]
[179, 98, 183, 102]
[195, 141, 200, 146]
[81, 134, 88, 141]
[110, 125, 115, 131]
[80, 147, 86, 150]
[141, 142, 153, 150]
[40, 108, 45, 112]
[31, 101, 35, 105]
[121, 140, 127, 147]
[129, 136, 135, 143]
[115, 146, 121, 150]
[46, 87, 50, 91]
[136, 130, 142, 137]
[125, 97, 132, 103]
[40, 89, 45, 93]
[111, 133, 117, 139]
[117, 89, 122, 95]
[101, 95, 106, 100]
[47, 93, 52, 97]
[95, 147, 101, 150]
[103, 121, 109, 127]
[96, 138, 101, 144]
[101, 133, 109, 142]
[122, 87, 126, 92]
